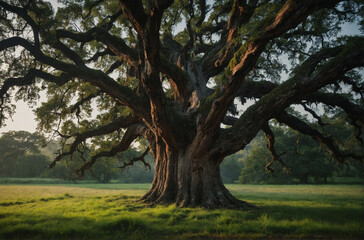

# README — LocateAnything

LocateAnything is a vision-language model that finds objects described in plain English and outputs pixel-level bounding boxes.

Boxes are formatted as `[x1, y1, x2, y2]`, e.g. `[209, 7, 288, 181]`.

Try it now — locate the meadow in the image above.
[0, 182, 363, 240]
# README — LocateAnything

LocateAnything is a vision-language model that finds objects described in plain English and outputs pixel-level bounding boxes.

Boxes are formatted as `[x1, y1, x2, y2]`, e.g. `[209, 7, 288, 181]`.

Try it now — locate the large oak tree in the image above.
[0, 0, 363, 208]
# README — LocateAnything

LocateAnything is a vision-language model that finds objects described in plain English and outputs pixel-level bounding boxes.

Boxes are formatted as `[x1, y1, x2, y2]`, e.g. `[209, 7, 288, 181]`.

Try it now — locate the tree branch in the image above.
[52, 38, 86, 67]
[119, 0, 147, 36]
[0, 69, 69, 100]
[237, 79, 364, 126]
[49, 115, 141, 168]
[262, 123, 287, 173]
[1, 35, 152, 121]
[56, 28, 139, 67]
[121, 0, 183, 148]
[0, 0, 40, 47]
[200, 0, 258, 79]
[118, 147, 151, 170]
[301, 103, 328, 129]
[0, 69, 70, 124]
[196, 1, 344, 157]
[75, 123, 147, 177]
[275, 111, 364, 163]
[69, 91, 101, 116]
[0, 37, 78, 72]
[86, 48, 116, 63]
[213, 37, 364, 158]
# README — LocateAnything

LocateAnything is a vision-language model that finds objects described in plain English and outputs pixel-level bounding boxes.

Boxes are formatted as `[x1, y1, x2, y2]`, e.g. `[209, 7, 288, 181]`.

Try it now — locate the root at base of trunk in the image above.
[143, 141, 258, 210]
[139, 185, 257, 210]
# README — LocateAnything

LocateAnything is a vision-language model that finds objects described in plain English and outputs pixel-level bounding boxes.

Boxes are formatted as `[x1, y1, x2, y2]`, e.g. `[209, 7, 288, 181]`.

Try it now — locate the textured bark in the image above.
[140, 138, 254, 209]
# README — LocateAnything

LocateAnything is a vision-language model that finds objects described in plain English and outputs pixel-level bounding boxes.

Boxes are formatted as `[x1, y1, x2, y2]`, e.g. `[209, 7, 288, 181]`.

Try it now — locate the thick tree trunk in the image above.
[140, 140, 254, 209]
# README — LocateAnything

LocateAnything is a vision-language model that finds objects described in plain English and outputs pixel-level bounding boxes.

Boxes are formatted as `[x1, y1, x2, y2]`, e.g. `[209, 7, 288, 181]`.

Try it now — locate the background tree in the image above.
[1, 0, 363, 208]
[117, 148, 155, 183]
[220, 151, 244, 183]
[0, 131, 49, 177]
[276, 125, 335, 184]
[14, 154, 49, 177]
[239, 113, 364, 184]
[239, 126, 333, 184]
[41, 138, 154, 182]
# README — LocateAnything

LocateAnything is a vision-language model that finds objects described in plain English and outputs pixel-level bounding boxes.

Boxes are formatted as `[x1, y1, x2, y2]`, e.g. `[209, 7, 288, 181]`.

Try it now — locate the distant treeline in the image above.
[0, 131, 154, 183]
[0, 118, 363, 184]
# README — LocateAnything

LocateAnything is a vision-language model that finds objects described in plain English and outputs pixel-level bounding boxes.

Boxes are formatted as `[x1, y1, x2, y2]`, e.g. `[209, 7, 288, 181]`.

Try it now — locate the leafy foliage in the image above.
[0, 131, 48, 177]
[239, 114, 364, 184]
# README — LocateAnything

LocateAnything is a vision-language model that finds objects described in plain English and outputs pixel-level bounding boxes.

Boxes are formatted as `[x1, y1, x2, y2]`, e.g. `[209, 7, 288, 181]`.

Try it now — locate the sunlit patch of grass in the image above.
[0, 184, 363, 239]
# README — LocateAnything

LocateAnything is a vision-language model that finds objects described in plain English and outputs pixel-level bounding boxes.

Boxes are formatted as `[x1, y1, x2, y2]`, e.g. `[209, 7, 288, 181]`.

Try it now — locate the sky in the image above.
[0, 100, 39, 133]
[0, 2, 362, 135]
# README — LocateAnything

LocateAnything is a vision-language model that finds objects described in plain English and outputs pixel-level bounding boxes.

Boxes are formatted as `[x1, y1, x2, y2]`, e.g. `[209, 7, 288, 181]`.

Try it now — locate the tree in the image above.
[0, 0, 363, 208]
[0, 131, 48, 177]
[117, 148, 155, 183]
[220, 151, 244, 183]
[14, 154, 49, 177]
[239, 126, 334, 184]
[239, 131, 292, 184]
[276, 126, 335, 184]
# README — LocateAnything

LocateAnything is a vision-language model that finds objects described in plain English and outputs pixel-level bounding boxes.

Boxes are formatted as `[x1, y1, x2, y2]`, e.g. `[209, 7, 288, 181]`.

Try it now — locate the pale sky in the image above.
[0, 3, 362, 135]
[0, 101, 38, 134]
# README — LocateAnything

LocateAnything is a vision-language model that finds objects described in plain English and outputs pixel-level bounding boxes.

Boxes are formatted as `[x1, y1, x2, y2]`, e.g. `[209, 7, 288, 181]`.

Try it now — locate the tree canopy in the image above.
[239, 114, 364, 184]
[0, 0, 363, 208]
[0, 131, 49, 177]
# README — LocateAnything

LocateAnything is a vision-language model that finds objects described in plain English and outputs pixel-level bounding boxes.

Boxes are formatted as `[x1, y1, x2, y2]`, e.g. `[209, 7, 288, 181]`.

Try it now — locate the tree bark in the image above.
[140, 138, 254, 209]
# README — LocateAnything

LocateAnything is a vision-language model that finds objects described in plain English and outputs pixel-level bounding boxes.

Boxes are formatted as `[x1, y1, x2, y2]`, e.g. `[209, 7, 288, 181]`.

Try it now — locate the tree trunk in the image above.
[140, 140, 254, 209]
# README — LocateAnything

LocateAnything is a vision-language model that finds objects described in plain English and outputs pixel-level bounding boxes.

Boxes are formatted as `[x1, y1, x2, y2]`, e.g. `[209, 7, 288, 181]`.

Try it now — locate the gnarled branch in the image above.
[262, 123, 287, 173]
[75, 123, 147, 177]
[0, 0, 40, 47]
[56, 28, 139, 67]
[196, 0, 344, 156]
[0, 68, 69, 99]
[275, 111, 363, 163]
[213, 37, 364, 158]
[49, 115, 141, 168]
[118, 147, 151, 170]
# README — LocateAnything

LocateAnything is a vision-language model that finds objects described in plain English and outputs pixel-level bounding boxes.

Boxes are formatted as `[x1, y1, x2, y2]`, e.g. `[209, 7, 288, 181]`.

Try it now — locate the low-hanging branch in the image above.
[75, 123, 147, 177]
[118, 147, 151, 170]
[301, 103, 328, 129]
[49, 115, 141, 168]
[262, 123, 287, 173]
[275, 111, 364, 163]
[305, 92, 364, 124]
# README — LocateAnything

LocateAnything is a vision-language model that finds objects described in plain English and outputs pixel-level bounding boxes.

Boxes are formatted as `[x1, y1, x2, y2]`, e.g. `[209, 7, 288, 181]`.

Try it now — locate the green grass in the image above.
[0, 184, 363, 240]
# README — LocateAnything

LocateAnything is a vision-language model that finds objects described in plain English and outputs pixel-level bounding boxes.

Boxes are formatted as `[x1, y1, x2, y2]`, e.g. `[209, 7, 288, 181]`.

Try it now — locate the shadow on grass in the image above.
[262, 204, 364, 223]
[0, 193, 75, 207]
[0, 194, 363, 240]
[0, 212, 161, 240]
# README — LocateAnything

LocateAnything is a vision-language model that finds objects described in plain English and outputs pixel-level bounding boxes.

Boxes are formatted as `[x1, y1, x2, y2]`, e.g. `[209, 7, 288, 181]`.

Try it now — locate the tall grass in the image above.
[0, 184, 363, 239]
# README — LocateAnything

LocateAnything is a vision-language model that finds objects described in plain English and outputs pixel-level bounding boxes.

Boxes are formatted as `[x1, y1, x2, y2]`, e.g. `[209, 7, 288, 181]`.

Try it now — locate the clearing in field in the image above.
[0, 184, 363, 240]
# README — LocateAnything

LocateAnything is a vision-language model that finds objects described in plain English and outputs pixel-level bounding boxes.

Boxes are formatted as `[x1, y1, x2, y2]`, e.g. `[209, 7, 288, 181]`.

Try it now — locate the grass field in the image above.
[0, 183, 363, 240]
